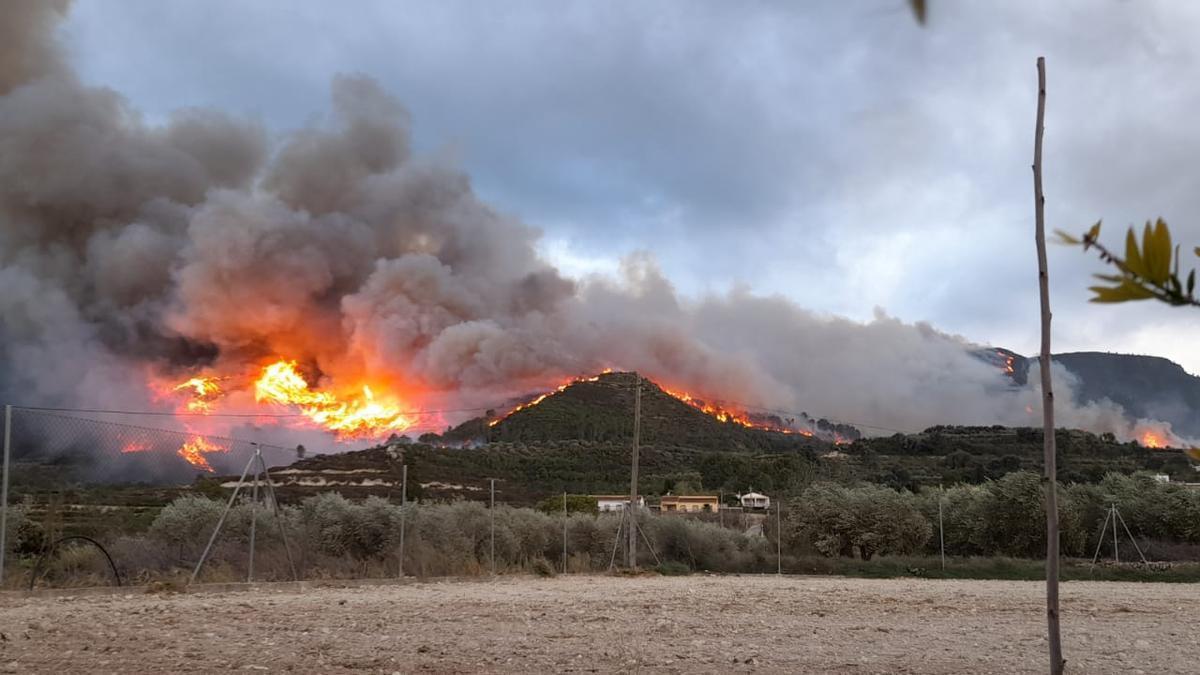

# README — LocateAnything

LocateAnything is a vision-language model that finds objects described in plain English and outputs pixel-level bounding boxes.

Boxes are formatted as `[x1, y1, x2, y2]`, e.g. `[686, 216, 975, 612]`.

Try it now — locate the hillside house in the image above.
[660, 494, 720, 513]
[593, 495, 645, 512]
[738, 491, 770, 511]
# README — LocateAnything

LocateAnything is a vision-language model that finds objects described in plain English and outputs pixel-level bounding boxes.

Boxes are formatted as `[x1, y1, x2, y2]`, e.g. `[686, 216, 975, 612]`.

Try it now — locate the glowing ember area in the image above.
[997, 350, 1016, 376]
[1140, 430, 1168, 449]
[660, 387, 811, 436]
[177, 435, 228, 472]
[253, 360, 416, 438]
[173, 376, 223, 413]
[120, 441, 151, 454]
[663, 388, 754, 426]
[489, 372, 608, 427]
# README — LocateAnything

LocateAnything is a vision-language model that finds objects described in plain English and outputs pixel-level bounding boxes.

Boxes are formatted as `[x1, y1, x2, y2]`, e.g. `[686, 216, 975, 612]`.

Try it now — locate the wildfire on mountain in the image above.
[488, 371, 610, 427]
[253, 360, 418, 438]
[659, 386, 813, 437]
[484, 370, 832, 440]
[153, 358, 430, 471]
[1140, 430, 1167, 449]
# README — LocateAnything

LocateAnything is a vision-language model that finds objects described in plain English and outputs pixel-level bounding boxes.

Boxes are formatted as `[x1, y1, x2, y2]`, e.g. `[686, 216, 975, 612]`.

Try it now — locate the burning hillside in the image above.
[1, 0, 1197, 479]
[456, 371, 847, 451]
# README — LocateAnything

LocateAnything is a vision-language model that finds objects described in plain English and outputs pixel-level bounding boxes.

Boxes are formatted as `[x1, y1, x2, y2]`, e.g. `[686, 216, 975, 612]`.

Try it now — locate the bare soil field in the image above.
[0, 574, 1194, 673]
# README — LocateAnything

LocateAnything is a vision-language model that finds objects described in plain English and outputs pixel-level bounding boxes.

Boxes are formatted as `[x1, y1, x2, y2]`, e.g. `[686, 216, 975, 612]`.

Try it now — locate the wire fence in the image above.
[0, 405, 302, 587]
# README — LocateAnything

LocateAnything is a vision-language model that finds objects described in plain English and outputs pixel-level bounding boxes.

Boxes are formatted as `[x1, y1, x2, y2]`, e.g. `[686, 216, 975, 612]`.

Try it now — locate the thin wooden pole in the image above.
[562, 491, 568, 573]
[627, 374, 641, 568]
[1033, 55, 1065, 675]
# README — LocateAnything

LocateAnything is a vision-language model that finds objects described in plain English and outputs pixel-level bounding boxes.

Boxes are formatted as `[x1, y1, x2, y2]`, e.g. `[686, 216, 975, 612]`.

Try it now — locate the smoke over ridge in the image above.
[0, 1, 1181, 447]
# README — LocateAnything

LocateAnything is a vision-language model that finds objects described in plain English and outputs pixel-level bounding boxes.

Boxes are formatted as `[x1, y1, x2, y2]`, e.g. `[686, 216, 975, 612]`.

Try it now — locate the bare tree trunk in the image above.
[1033, 55, 1064, 675]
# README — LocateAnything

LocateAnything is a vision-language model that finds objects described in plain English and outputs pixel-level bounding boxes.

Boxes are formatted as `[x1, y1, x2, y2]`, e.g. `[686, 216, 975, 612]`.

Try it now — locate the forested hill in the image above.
[983, 349, 1199, 438]
[257, 424, 1189, 507]
[441, 371, 830, 454]
[1050, 352, 1200, 438]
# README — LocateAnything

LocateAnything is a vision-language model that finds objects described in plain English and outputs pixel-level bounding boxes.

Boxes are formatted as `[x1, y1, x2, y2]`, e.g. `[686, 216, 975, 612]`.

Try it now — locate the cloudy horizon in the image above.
[52, 0, 1200, 375]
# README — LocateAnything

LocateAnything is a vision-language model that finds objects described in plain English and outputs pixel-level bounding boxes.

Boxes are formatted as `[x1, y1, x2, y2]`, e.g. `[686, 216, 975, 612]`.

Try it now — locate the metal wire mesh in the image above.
[1, 406, 305, 586]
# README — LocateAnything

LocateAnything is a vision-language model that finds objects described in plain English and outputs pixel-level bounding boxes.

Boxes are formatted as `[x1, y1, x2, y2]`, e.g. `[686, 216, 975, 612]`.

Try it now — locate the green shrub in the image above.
[531, 558, 556, 577]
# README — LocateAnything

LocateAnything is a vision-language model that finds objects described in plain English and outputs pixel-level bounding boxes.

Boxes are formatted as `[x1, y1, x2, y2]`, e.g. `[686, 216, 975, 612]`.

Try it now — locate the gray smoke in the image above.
[0, 0, 1182, 447]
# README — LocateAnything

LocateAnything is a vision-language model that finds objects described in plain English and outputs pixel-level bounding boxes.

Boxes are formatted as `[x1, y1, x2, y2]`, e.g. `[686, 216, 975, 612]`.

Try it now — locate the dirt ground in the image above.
[0, 574, 1194, 673]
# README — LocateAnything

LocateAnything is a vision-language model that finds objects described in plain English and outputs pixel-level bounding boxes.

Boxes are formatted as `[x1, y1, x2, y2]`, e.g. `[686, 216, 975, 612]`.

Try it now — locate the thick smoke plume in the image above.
[0, 1, 1181, 450]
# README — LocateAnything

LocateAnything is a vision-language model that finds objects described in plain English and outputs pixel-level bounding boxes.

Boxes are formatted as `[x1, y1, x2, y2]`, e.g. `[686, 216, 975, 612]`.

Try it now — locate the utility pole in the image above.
[562, 491, 568, 573]
[0, 405, 11, 585]
[490, 478, 496, 576]
[626, 374, 641, 568]
[398, 464, 407, 577]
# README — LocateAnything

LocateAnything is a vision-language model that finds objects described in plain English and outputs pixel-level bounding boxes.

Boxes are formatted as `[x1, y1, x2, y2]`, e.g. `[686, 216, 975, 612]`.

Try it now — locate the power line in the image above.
[16, 409, 293, 451]
[10, 378, 918, 439]
[13, 404, 498, 418]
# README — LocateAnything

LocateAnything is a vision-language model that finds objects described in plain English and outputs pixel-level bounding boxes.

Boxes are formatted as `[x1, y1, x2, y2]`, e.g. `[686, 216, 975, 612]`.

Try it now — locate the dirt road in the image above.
[0, 574, 1194, 673]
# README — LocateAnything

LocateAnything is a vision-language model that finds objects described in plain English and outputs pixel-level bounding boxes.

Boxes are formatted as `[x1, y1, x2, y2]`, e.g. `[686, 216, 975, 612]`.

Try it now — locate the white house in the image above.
[593, 495, 646, 512]
[739, 491, 770, 511]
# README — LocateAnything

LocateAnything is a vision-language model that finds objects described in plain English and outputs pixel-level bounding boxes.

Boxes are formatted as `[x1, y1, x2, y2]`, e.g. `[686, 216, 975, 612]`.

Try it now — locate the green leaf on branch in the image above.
[1088, 282, 1154, 303]
[1054, 230, 1081, 245]
[1065, 217, 1199, 307]
[1125, 228, 1145, 277]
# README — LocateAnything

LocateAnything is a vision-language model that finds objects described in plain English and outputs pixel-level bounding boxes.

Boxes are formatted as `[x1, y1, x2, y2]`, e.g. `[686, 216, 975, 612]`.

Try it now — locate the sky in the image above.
[57, 0, 1200, 374]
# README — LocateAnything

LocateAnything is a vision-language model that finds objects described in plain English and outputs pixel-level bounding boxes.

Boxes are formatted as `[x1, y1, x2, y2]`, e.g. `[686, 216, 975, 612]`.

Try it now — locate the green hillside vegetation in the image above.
[844, 425, 1196, 491]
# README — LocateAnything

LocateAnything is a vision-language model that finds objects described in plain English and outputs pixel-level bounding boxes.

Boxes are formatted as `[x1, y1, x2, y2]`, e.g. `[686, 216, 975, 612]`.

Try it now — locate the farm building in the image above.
[739, 491, 770, 510]
[593, 495, 646, 512]
[659, 494, 720, 513]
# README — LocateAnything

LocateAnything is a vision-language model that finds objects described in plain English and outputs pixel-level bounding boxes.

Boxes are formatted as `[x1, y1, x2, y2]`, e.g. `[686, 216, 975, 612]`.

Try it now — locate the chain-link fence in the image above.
[0, 405, 301, 588]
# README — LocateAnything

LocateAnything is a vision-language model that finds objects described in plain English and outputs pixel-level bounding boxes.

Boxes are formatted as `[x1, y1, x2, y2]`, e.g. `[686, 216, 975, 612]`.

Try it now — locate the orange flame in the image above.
[1140, 430, 1168, 449]
[177, 435, 228, 472]
[253, 360, 416, 438]
[120, 441, 151, 454]
[488, 370, 610, 427]
[173, 376, 223, 413]
[996, 350, 1015, 376]
[661, 387, 809, 435]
